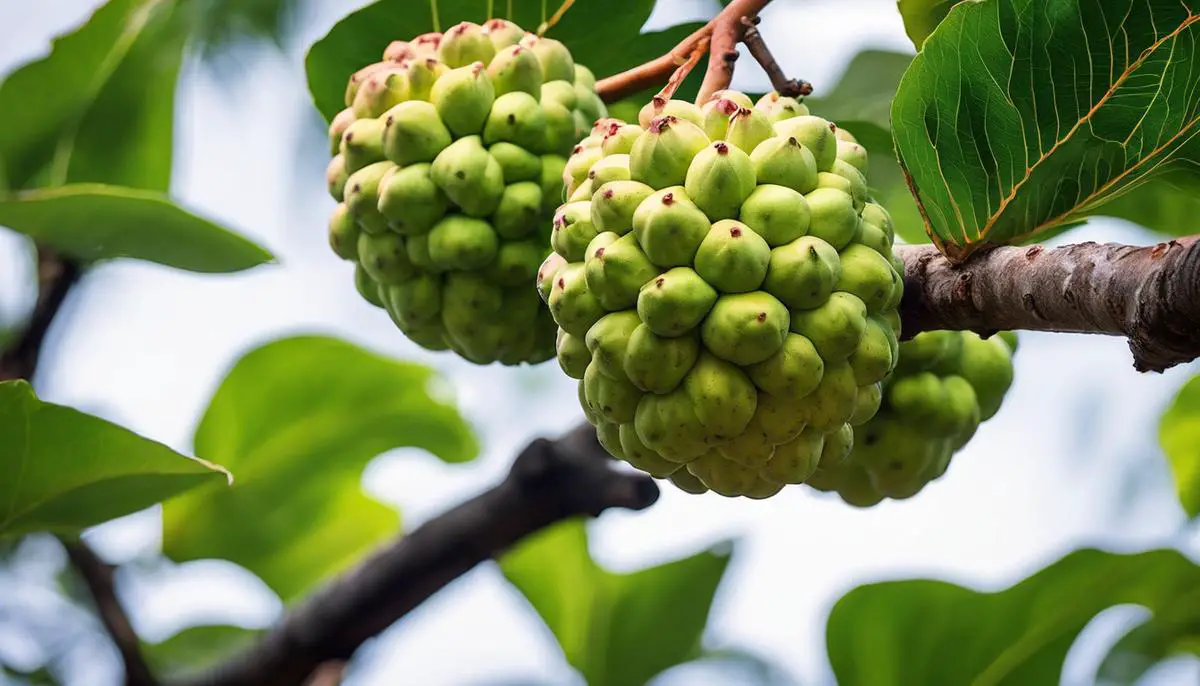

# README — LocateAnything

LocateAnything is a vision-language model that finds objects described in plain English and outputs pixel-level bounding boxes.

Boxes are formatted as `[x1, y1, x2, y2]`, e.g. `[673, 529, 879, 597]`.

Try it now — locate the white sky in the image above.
[2, 1, 1199, 685]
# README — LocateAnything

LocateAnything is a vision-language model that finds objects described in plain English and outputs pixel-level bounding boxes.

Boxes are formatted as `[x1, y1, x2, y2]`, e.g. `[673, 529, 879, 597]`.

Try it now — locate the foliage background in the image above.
[1, 0, 1198, 684]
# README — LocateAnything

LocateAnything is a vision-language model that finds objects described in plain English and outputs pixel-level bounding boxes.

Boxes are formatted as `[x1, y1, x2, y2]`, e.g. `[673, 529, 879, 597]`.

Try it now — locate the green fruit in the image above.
[328, 203, 360, 260]
[764, 429, 823, 484]
[621, 424, 683, 478]
[584, 360, 642, 423]
[430, 136, 505, 217]
[638, 97, 704, 128]
[404, 57, 447, 101]
[818, 423, 853, 470]
[492, 181, 543, 239]
[438, 21, 497, 68]
[631, 187, 712, 267]
[803, 360, 858, 431]
[789, 292, 868, 361]
[635, 390, 710, 462]
[585, 310, 641, 379]
[587, 154, 631, 189]
[550, 201, 598, 262]
[556, 330, 590, 379]
[997, 331, 1019, 353]
[352, 68, 407, 118]
[327, 155, 349, 201]
[856, 222, 892, 256]
[441, 271, 502, 316]
[341, 117, 387, 173]
[386, 273, 442, 325]
[746, 333, 825, 400]
[404, 232, 437, 271]
[541, 80, 577, 109]
[549, 263, 607, 338]
[942, 375, 982, 440]
[486, 239, 544, 286]
[637, 267, 718, 337]
[536, 252, 567, 303]
[700, 291, 790, 366]
[956, 332, 1015, 420]
[826, 160, 869, 210]
[773, 115, 837, 171]
[354, 262, 386, 308]
[762, 235, 841, 309]
[568, 179, 593, 202]
[521, 34, 575, 82]
[691, 452, 761, 497]
[684, 141, 757, 220]
[836, 139, 868, 173]
[837, 243, 902, 315]
[431, 63, 495, 136]
[668, 467, 709, 494]
[707, 89, 755, 109]
[725, 106, 773, 153]
[749, 391, 808, 444]
[482, 91, 547, 150]
[344, 161, 395, 234]
[427, 214, 498, 270]
[329, 108, 356, 156]
[738, 184, 810, 247]
[377, 163, 451, 234]
[629, 116, 711, 190]
[756, 91, 809, 122]
[805, 187, 859, 250]
[623, 325, 700, 393]
[684, 352, 757, 441]
[540, 154, 568, 212]
[602, 124, 643, 156]
[861, 203, 895, 241]
[575, 85, 606, 125]
[541, 100, 578, 155]
[591, 180, 654, 235]
[849, 382, 882, 426]
[484, 18, 526, 49]
[700, 97, 741, 140]
[574, 63, 597, 88]
[487, 44, 543, 96]
[847, 316, 895, 386]
[749, 135, 819, 194]
[564, 145, 605, 195]
[358, 232, 415, 285]
[693, 219, 770, 293]
[585, 231, 660, 310]
[487, 142, 540, 183]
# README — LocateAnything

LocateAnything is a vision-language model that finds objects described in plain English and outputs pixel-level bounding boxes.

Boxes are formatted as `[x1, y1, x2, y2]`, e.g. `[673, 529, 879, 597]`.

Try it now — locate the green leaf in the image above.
[826, 548, 1200, 686]
[162, 334, 479, 602]
[0, 380, 230, 538]
[896, 0, 959, 50]
[303, 0, 689, 123]
[143, 624, 263, 679]
[0, 0, 167, 190]
[803, 49, 928, 244]
[891, 0, 1200, 260]
[0, 184, 273, 273]
[1090, 170, 1200, 238]
[1094, 602, 1200, 685]
[500, 519, 734, 686]
[1160, 374, 1200, 519]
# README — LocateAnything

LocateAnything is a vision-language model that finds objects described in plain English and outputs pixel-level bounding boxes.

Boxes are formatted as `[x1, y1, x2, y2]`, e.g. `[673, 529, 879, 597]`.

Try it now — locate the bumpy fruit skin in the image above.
[804, 330, 1018, 506]
[542, 90, 910, 499]
[324, 20, 607, 366]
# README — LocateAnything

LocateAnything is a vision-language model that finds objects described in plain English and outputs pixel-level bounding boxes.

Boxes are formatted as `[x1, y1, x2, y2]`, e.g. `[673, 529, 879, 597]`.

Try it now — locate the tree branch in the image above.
[896, 237, 1200, 372]
[61, 538, 159, 686]
[0, 248, 82, 382]
[594, 0, 772, 104]
[173, 424, 659, 686]
[739, 16, 811, 98]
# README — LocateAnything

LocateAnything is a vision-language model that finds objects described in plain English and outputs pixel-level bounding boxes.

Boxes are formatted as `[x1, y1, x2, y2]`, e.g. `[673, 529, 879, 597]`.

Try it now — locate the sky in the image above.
[2, 1, 1199, 685]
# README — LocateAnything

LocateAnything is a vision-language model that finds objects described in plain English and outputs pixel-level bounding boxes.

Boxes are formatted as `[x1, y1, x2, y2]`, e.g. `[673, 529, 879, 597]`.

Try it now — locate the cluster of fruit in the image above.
[536, 91, 906, 498]
[325, 19, 606, 364]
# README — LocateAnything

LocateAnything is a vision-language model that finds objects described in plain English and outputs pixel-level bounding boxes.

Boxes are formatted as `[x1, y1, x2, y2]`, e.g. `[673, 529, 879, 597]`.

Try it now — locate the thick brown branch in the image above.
[896, 238, 1200, 372]
[61, 539, 159, 686]
[593, 0, 773, 104]
[740, 17, 811, 98]
[0, 249, 82, 382]
[174, 424, 658, 686]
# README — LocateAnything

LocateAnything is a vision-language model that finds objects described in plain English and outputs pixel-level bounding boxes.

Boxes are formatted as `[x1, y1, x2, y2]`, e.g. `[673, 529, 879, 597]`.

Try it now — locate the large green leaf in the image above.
[891, 0, 1200, 260]
[162, 334, 479, 602]
[1094, 600, 1200, 685]
[0, 184, 273, 273]
[1160, 374, 1200, 519]
[500, 519, 733, 686]
[803, 49, 927, 244]
[896, 0, 959, 50]
[0, 0, 164, 190]
[0, 380, 230, 538]
[143, 624, 263, 680]
[303, 0, 693, 123]
[826, 548, 1200, 686]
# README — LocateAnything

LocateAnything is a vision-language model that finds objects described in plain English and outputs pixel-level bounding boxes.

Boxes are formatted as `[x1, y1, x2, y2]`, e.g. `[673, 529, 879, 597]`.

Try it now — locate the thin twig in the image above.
[739, 16, 811, 98]
[536, 0, 575, 35]
[657, 38, 710, 101]
[0, 249, 82, 383]
[61, 538, 159, 686]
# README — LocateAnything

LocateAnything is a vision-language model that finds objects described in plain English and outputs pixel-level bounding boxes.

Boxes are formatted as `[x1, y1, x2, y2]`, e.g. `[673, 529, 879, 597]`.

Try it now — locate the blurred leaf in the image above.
[0, 0, 172, 190]
[500, 519, 734, 686]
[183, 0, 301, 57]
[1092, 171, 1200, 238]
[826, 548, 1200, 686]
[162, 334, 479, 602]
[143, 624, 263, 679]
[1160, 374, 1200, 519]
[651, 646, 798, 685]
[0, 379, 230, 538]
[895, 0, 958, 50]
[303, 0, 699, 123]
[803, 49, 926, 245]
[0, 184, 274, 273]
[1095, 599, 1200, 685]
[891, 0, 1200, 260]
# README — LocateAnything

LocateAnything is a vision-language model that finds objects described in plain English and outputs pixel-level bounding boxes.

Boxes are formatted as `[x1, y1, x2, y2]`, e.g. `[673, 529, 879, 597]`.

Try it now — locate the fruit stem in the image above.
[656, 37, 710, 101]
[740, 15, 812, 98]
[430, 0, 441, 33]
[537, 0, 575, 36]
[694, 0, 771, 104]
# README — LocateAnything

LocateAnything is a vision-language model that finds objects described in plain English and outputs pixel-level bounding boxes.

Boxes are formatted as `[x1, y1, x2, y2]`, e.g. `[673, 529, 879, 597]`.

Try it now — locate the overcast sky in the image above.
[2, 1, 1199, 685]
